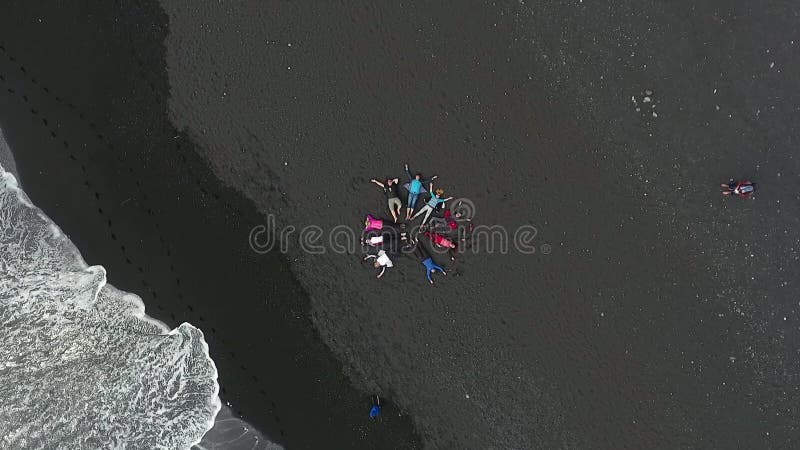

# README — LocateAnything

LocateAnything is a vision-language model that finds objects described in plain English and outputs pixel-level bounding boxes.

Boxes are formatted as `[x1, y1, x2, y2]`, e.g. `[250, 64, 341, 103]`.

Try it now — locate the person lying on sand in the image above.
[412, 185, 452, 226]
[721, 179, 756, 198]
[413, 243, 446, 284]
[370, 177, 402, 222]
[422, 230, 457, 261]
[404, 163, 438, 220]
[369, 395, 382, 418]
[364, 214, 405, 232]
[363, 249, 393, 279]
[428, 207, 473, 235]
[363, 229, 414, 249]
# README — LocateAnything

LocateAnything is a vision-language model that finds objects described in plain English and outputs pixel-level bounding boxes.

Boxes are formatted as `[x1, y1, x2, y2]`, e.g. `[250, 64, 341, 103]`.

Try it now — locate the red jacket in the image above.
[423, 231, 454, 248]
[734, 180, 755, 198]
[443, 210, 458, 230]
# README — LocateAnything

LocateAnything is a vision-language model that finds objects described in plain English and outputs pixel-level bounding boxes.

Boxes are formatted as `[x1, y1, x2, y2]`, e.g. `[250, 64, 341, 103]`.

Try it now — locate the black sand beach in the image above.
[3, 0, 800, 449]
[0, 2, 417, 449]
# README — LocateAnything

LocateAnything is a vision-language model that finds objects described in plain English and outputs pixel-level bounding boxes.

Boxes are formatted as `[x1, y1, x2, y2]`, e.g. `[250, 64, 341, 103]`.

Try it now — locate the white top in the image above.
[368, 236, 384, 245]
[377, 250, 393, 267]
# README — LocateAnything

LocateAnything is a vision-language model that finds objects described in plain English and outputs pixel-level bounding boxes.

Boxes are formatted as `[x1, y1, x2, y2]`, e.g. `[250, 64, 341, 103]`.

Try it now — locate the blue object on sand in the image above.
[369, 405, 381, 418]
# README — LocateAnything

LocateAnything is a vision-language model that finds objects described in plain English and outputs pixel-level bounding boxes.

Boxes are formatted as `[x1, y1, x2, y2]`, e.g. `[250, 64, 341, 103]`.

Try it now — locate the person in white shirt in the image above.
[363, 229, 411, 248]
[363, 250, 393, 278]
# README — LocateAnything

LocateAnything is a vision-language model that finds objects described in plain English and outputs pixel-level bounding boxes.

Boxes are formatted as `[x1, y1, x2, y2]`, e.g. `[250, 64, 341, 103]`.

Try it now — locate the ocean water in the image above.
[0, 164, 220, 448]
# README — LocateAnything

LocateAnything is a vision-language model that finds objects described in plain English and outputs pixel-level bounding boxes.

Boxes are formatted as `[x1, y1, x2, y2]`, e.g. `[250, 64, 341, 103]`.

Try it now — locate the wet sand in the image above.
[0, 2, 417, 449]
[3, 0, 800, 449]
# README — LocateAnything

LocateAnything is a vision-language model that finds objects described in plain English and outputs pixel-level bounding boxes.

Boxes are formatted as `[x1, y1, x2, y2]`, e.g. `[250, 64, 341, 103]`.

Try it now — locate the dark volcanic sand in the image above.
[0, 2, 417, 449]
[3, 0, 800, 449]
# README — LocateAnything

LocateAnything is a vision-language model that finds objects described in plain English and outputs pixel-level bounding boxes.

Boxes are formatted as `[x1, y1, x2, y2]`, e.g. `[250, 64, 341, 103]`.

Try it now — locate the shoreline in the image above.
[0, 127, 19, 181]
[0, 155, 219, 448]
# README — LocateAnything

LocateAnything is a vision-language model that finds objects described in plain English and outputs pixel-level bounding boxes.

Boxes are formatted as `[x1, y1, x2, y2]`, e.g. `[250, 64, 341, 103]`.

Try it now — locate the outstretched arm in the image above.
[377, 266, 386, 278]
[434, 196, 452, 205]
[404, 164, 413, 180]
[370, 179, 385, 187]
[364, 254, 377, 261]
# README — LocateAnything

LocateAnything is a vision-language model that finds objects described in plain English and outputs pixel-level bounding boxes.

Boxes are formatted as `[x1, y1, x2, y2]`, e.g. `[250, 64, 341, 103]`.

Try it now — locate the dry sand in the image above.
[1, 0, 800, 449]
[159, 1, 800, 448]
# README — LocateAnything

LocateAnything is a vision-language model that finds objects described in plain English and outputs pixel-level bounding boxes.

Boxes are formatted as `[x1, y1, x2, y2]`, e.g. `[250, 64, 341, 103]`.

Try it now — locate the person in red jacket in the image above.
[422, 230, 458, 261]
[721, 179, 756, 198]
[428, 208, 474, 242]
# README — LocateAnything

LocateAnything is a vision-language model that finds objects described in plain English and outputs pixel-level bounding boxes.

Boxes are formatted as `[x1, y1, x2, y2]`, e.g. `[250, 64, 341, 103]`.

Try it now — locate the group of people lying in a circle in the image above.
[363, 163, 474, 284]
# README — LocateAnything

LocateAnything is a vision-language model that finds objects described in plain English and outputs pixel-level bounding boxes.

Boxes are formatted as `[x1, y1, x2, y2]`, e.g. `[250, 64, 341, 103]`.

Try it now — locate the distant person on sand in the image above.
[413, 243, 446, 284]
[412, 185, 453, 225]
[404, 163, 438, 220]
[364, 249, 393, 279]
[721, 179, 756, 198]
[370, 177, 402, 222]
[369, 395, 382, 418]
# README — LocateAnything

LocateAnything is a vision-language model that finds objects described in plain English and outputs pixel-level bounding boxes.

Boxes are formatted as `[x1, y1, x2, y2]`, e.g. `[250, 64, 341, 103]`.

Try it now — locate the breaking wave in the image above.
[0, 165, 220, 448]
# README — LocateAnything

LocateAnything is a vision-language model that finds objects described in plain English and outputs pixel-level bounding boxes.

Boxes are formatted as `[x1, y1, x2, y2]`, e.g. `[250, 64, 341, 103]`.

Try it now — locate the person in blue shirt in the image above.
[369, 395, 382, 418]
[413, 242, 447, 285]
[403, 163, 438, 220]
[412, 185, 453, 225]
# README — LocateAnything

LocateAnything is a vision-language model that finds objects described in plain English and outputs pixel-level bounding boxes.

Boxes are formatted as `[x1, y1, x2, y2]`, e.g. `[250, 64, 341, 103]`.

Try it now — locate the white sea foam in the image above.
[0, 128, 18, 183]
[192, 405, 284, 450]
[0, 164, 220, 448]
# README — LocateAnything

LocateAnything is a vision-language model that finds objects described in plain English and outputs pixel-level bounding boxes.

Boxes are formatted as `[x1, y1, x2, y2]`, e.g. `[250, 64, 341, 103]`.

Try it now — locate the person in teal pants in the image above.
[412, 185, 453, 225]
